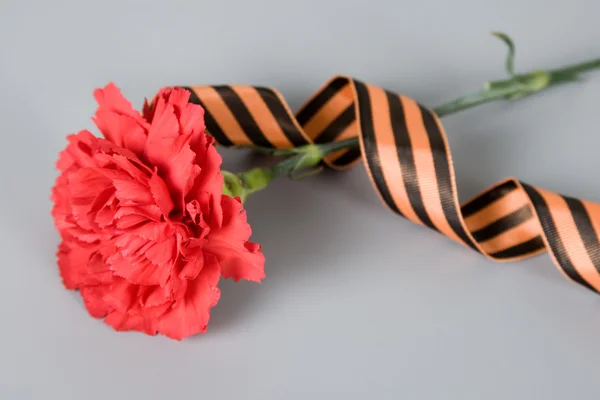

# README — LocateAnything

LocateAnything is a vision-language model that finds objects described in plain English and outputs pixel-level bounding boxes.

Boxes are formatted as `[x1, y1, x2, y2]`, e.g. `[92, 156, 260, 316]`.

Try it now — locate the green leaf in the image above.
[491, 31, 516, 76]
[290, 166, 324, 180]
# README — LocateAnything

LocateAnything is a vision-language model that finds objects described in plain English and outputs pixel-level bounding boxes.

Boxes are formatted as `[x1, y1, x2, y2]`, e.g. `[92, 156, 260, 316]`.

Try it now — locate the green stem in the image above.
[223, 169, 275, 203]
[223, 140, 324, 202]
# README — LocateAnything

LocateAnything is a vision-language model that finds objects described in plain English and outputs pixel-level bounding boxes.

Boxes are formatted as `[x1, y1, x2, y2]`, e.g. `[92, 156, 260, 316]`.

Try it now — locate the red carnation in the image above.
[51, 84, 265, 340]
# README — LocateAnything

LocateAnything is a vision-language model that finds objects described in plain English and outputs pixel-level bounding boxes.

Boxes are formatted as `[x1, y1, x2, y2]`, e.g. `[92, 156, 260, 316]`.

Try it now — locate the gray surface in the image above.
[2, 0, 600, 398]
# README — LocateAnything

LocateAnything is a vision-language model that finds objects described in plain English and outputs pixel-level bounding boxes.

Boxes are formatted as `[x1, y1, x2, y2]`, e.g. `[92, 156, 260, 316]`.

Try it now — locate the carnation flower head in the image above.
[51, 84, 265, 340]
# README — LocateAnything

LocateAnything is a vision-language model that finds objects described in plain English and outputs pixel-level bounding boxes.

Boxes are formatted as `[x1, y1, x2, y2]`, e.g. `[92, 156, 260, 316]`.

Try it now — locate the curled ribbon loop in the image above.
[182, 76, 600, 294]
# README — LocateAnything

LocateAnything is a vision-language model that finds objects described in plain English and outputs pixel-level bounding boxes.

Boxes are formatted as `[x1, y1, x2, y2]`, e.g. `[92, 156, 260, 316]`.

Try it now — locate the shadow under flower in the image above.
[207, 174, 346, 332]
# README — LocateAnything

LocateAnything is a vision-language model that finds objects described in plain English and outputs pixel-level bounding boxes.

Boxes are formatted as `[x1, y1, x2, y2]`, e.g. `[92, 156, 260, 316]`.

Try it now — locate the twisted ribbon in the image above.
[181, 76, 600, 294]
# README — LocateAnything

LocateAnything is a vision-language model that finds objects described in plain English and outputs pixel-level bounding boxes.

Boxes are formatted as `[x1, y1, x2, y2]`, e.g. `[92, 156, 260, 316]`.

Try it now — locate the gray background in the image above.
[2, 0, 600, 398]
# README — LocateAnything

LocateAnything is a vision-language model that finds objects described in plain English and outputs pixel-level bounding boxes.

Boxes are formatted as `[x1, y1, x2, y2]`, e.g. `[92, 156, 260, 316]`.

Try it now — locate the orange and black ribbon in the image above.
[181, 76, 600, 294]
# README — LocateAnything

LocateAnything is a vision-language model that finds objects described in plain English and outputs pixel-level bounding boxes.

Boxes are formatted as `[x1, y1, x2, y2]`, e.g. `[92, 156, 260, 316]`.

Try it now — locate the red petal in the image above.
[57, 241, 94, 289]
[179, 249, 204, 280]
[104, 302, 170, 337]
[115, 214, 149, 230]
[114, 205, 162, 223]
[93, 83, 149, 149]
[56, 131, 101, 172]
[145, 99, 179, 143]
[51, 173, 75, 231]
[144, 237, 177, 272]
[138, 284, 172, 308]
[156, 140, 200, 210]
[121, 125, 147, 156]
[94, 111, 146, 152]
[144, 97, 202, 210]
[163, 267, 189, 302]
[104, 276, 138, 312]
[64, 226, 110, 244]
[83, 251, 113, 286]
[143, 87, 175, 122]
[165, 87, 191, 115]
[205, 196, 265, 282]
[178, 101, 205, 141]
[89, 188, 117, 228]
[68, 168, 112, 199]
[128, 221, 171, 241]
[95, 204, 117, 228]
[93, 83, 141, 120]
[156, 254, 221, 340]
[188, 134, 223, 204]
[67, 171, 114, 232]
[109, 251, 170, 287]
[110, 232, 175, 286]
[81, 284, 111, 318]
[112, 178, 154, 205]
[149, 174, 174, 217]
[185, 200, 201, 225]
[105, 154, 151, 183]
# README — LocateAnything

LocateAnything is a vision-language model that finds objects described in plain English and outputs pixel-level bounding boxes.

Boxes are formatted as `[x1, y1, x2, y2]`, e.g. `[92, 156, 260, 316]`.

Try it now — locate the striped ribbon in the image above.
[181, 76, 600, 294]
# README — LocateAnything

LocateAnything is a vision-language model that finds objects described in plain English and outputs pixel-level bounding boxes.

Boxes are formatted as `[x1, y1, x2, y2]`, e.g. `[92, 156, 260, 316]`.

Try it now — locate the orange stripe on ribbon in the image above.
[188, 86, 253, 146]
[229, 86, 294, 148]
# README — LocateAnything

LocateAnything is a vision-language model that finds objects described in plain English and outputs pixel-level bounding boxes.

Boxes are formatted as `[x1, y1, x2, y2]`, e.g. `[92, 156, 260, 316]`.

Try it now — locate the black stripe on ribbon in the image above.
[461, 180, 519, 218]
[471, 205, 533, 243]
[521, 183, 597, 292]
[332, 147, 362, 167]
[213, 85, 273, 148]
[420, 105, 477, 250]
[490, 236, 545, 259]
[564, 196, 600, 272]
[387, 92, 436, 229]
[354, 81, 403, 216]
[314, 104, 355, 144]
[296, 77, 348, 126]
[255, 87, 309, 147]
[182, 87, 234, 147]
